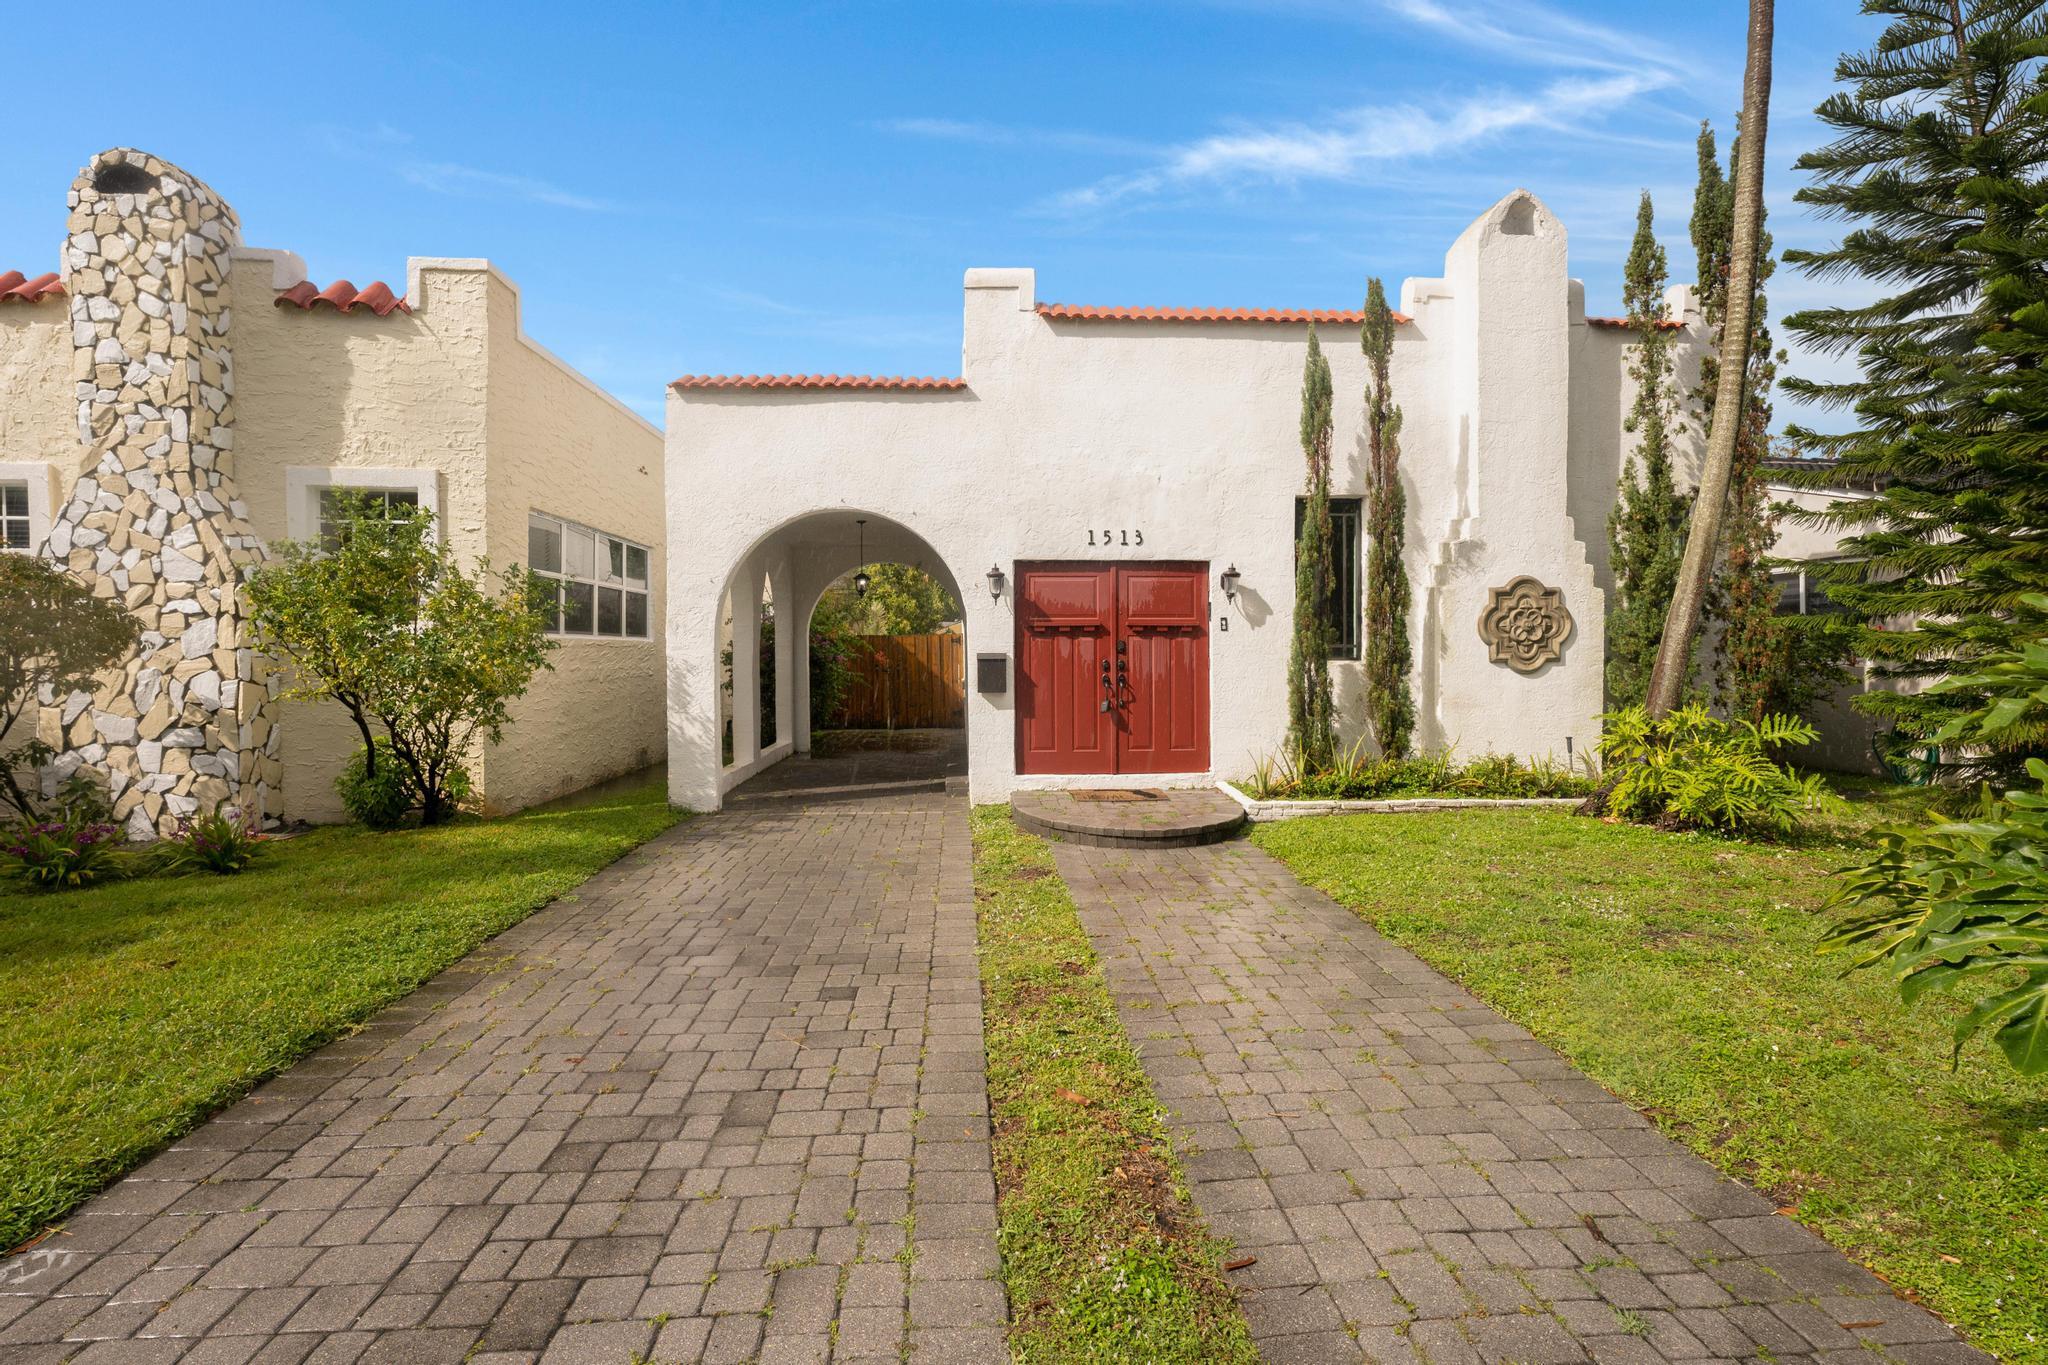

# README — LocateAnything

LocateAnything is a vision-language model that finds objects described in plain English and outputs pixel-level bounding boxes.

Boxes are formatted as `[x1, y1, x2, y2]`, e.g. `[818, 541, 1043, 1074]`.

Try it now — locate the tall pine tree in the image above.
[1288, 325, 1338, 767]
[1362, 278, 1415, 758]
[1695, 121, 1853, 725]
[1783, 1, 2048, 783]
[1605, 191, 1689, 708]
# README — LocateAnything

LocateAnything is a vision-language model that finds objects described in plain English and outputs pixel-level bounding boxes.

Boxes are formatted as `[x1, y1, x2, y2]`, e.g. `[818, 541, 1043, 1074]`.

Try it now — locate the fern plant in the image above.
[1598, 704, 1837, 836]
[1825, 759, 2048, 1077]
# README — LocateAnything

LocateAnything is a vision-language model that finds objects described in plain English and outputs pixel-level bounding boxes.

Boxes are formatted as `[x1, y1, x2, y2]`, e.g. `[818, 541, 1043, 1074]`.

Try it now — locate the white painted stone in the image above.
[159, 548, 205, 583]
[137, 741, 163, 775]
[94, 712, 138, 744]
[163, 727, 205, 748]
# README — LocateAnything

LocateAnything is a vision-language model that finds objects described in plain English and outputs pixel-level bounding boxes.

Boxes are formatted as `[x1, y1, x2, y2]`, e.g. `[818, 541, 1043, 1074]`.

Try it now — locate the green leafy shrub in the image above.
[1244, 739, 1591, 801]
[337, 742, 411, 830]
[1825, 758, 2048, 1076]
[161, 807, 266, 875]
[5, 820, 126, 889]
[1598, 704, 1837, 836]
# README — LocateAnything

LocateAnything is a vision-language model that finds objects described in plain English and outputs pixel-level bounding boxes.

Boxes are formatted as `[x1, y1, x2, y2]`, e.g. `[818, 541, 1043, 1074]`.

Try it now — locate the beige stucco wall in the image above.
[231, 253, 495, 822]
[226, 253, 664, 819]
[482, 273, 667, 811]
[0, 302, 74, 761]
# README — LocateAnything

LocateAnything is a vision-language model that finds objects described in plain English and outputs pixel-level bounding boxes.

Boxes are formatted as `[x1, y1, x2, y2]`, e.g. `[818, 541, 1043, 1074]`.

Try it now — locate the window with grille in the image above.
[1, 482, 28, 551]
[1295, 496, 1363, 660]
[316, 486, 420, 549]
[528, 511, 651, 639]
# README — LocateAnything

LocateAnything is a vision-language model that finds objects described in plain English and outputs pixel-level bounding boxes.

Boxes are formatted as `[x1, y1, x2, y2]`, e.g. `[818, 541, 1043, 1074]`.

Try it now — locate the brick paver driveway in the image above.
[0, 742, 1005, 1365]
[1050, 836, 1989, 1365]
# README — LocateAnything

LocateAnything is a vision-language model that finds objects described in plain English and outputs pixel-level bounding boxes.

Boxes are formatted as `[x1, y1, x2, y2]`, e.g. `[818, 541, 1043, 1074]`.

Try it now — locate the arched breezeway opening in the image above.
[670, 508, 967, 811]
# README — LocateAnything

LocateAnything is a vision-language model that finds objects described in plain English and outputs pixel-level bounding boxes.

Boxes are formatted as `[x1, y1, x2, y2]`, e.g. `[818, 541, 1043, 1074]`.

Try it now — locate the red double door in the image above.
[1015, 562, 1210, 775]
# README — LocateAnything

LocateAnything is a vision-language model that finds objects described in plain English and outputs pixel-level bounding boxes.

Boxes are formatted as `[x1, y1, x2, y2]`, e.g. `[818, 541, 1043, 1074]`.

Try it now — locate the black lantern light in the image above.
[853, 519, 870, 598]
[1220, 563, 1241, 601]
[986, 563, 1005, 601]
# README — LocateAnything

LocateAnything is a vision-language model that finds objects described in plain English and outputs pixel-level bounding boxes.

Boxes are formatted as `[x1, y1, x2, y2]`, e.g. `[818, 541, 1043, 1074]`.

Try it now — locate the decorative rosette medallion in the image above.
[1478, 576, 1573, 673]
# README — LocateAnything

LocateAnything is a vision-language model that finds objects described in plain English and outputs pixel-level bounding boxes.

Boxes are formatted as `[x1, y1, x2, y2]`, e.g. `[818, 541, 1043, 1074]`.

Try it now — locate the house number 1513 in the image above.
[1087, 529, 1145, 547]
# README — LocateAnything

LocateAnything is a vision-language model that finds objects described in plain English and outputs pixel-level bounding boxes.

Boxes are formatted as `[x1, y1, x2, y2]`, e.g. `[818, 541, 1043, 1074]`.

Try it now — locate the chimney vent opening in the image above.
[1499, 197, 1538, 236]
[92, 161, 157, 194]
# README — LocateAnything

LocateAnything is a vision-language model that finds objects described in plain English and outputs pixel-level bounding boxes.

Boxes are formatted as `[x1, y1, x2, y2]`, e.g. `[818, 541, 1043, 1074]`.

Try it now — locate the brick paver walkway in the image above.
[0, 764, 1005, 1364]
[1049, 835, 1989, 1365]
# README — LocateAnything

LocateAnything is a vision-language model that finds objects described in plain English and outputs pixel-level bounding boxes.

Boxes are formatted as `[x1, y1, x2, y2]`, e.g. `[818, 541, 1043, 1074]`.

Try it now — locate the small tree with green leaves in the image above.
[821, 563, 958, 636]
[1361, 278, 1415, 758]
[0, 555, 139, 824]
[1692, 120, 1852, 726]
[1606, 191, 1691, 709]
[247, 496, 554, 825]
[1288, 326, 1338, 769]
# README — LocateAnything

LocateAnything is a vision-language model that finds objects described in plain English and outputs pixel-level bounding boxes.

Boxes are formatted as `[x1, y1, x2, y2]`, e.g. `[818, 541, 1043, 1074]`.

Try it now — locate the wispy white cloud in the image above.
[1378, 0, 1688, 77]
[313, 123, 617, 212]
[876, 117, 1158, 159]
[394, 162, 616, 213]
[696, 285, 956, 352]
[1046, 70, 1671, 214]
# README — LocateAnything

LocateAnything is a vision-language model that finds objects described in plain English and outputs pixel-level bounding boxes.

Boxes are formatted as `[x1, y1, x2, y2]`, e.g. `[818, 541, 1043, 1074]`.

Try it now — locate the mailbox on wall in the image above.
[976, 652, 1008, 695]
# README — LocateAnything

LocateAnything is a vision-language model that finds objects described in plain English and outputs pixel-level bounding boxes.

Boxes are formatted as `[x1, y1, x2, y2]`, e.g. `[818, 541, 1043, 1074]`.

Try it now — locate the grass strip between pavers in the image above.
[970, 805, 1258, 1365]
[0, 774, 681, 1253]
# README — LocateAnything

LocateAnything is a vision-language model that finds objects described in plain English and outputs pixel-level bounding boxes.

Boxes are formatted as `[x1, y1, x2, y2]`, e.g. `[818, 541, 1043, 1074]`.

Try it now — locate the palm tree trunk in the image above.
[1644, 0, 1775, 717]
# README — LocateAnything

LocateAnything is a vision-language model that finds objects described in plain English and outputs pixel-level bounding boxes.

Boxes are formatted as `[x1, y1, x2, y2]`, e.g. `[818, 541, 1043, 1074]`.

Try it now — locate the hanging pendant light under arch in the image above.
[853, 518, 870, 598]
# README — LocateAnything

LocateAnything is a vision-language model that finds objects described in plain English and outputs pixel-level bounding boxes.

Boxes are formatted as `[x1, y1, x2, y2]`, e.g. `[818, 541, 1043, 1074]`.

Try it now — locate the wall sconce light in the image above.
[1220, 563, 1241, 601]
[853, 518, 870, 598]
[986, 564, 1005, 601]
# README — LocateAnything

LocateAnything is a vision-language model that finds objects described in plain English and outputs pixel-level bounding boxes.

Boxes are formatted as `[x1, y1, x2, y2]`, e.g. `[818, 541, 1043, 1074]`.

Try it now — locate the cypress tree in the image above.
[1782, 1, 2048, 783]
[1605, 191, 1689, 709]
[1361, 278, 1414, 758]
[1289, 325, 1338, 767]
[1696, 122, 1852, 725]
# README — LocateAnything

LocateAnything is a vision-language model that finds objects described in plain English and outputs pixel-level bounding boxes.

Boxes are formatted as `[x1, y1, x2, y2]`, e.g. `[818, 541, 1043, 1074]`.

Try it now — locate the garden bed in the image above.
[1219, 779, 1581, 822]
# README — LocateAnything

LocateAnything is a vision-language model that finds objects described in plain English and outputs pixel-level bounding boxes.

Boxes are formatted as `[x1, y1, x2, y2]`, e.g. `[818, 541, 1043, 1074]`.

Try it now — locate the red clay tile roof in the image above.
[0, 271, 64, 304]
[670, 374, 967, 391]
[274, 279, 411, 316]
[1038, 301, 1412, 325]
[1588, 315, 1684, 331]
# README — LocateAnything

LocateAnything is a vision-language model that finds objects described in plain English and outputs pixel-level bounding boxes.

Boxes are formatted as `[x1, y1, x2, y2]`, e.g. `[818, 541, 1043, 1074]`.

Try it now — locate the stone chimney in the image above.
[43, 148, 280, 837]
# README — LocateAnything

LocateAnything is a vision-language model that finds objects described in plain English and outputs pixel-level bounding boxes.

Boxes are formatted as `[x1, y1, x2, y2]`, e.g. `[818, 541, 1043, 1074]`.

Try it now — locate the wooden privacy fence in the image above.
[837, 631, 965, 729]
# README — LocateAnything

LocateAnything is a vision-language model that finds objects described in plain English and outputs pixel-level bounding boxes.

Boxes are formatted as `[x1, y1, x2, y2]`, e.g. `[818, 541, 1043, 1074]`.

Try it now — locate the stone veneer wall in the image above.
[40, 149, 279, 838]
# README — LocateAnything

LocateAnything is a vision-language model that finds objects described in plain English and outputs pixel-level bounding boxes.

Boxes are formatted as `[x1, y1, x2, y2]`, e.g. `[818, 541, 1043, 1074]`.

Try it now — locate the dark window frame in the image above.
[1295, 496, 1363, 661]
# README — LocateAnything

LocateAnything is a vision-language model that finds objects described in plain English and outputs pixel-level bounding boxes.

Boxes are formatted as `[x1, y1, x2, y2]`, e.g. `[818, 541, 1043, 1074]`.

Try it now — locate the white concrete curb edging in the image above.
[1217, 780, 1583, 823]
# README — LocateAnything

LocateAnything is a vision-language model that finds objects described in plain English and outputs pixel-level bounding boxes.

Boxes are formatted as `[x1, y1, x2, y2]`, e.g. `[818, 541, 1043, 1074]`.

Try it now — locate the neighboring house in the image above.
[0, 148, 664, 835]
[665, 191, 1723, 810]
[1763, 457, 1889, 775]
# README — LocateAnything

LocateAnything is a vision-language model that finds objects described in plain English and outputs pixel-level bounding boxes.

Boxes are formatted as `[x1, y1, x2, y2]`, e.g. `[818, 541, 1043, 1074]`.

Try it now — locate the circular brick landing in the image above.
[1011, 787, 1246, 848]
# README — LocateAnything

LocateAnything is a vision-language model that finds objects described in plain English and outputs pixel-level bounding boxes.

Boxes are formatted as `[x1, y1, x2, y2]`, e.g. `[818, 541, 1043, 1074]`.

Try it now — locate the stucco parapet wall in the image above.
[671, 374, 967, 392]
[1217, 781, 1583, 822]
[398, 257, 660, 437]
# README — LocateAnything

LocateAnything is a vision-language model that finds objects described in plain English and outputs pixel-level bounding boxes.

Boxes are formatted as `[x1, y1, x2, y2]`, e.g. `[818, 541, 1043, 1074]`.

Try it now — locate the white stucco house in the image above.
[664, 190, 1717, 811]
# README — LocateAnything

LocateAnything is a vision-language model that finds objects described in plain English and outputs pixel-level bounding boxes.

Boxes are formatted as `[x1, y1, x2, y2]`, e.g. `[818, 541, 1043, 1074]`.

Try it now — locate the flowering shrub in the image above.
[161, 807, 266, 875]
[5, 820, 126, 889]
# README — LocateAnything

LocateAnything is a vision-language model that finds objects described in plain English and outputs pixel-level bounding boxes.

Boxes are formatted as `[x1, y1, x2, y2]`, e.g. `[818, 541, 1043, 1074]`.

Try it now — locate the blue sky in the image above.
[0, 1, 1880, 426]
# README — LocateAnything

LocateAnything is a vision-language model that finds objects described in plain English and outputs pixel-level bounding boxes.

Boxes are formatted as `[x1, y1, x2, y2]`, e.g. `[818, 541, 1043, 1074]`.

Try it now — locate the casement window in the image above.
[1294, 496, 1363, 661]
[528, 511, 651, 639]
[317, 487, 419, 549]
[1, 480, 28, 551]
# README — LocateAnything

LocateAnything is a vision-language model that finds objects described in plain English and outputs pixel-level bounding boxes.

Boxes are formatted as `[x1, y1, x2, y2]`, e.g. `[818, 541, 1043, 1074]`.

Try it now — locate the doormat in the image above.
[1069, 789, 1165, 802]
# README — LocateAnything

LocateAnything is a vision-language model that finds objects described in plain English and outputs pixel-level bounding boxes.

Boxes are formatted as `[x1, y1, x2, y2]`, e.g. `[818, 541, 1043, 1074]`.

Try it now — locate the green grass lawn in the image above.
[972, 808, 1258, 1365]
[1254, 789, 2047, 1362]
[0, 774, 679, 1252]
